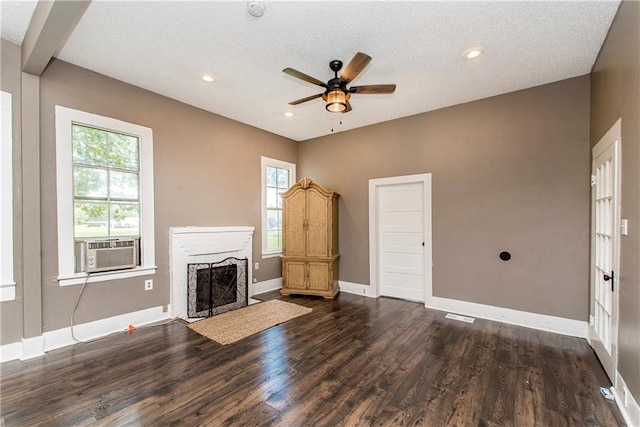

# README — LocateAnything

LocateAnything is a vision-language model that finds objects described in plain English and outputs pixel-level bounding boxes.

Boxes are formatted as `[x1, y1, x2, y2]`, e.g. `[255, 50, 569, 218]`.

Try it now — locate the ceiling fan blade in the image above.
[341, 52, 372, 83]
[288, 93, 323, 105]
[283, 68, 327, 87]
[344, 100, 352, 113]
[350, 84, 396, 94]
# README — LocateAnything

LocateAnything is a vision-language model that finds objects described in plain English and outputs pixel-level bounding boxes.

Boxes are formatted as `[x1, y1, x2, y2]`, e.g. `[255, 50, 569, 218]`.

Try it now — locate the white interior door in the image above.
[589, 119, 621, 383]
[377, 182, 425, 302]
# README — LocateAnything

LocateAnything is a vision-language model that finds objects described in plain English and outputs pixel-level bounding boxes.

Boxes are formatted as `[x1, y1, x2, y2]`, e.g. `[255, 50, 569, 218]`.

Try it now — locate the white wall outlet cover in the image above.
[601, 387, 615, 401]
[144, 279, 153, 290]
[255, 262, 259, 270]
[623, 386, 629, 407]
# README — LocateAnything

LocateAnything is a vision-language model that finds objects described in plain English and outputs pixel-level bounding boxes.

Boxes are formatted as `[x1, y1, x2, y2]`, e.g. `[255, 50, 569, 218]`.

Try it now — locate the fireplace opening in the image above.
[187, 257, 248, 318]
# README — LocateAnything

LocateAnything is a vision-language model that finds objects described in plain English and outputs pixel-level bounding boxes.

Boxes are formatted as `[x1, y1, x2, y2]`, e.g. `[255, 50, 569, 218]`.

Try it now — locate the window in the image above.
[56, 106, 156, 286]
[261, 157, 296, 256]
[72, 124, 140, 239]
[1, 91, 14, 301]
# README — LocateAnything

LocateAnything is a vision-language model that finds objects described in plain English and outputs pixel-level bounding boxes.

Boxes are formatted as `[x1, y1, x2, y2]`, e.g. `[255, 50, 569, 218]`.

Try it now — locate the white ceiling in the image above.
[2, 1, 620, 141]
[0, 0, 38, 45]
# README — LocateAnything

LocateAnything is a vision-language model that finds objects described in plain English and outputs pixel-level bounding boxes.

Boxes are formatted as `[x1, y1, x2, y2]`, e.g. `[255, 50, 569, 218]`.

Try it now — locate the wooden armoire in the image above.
[281, 177, 339, 299]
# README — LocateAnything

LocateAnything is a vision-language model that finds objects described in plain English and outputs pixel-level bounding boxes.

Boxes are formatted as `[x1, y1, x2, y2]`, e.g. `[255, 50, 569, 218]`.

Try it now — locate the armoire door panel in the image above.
[307, 262, 329, 291]
[306, 189, 329, 257]
[283, 189, 306, 257]
[284, 261, 307, 290]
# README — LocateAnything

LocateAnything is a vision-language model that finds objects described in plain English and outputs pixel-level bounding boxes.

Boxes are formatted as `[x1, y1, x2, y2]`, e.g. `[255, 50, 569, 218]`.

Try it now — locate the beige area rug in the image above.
[188, 300, 312, 345]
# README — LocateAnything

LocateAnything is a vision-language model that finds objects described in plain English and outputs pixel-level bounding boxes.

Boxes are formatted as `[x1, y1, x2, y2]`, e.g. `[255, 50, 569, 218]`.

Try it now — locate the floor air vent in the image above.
[445, 313, 475, 323]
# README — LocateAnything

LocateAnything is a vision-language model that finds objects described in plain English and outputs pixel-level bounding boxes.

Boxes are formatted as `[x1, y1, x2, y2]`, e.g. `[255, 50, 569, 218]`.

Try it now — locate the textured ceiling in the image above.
[2, 1, 620, 141]
[0, 0, 37, 45]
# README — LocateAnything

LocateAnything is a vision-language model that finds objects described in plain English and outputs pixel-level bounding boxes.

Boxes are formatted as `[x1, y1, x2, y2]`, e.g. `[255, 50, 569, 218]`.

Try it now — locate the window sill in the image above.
[58, 266, 157, 287]
[261, 252, 282, 259]
[0, 283, 16, 302]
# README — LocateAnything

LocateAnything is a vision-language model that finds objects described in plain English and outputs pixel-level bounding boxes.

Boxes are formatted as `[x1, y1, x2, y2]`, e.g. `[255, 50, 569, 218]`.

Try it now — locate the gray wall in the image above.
[36, 59, 297, 332]
[591, 0, 640, 401]
[0, 40, 24, 345]
[299, 76, 591, 321]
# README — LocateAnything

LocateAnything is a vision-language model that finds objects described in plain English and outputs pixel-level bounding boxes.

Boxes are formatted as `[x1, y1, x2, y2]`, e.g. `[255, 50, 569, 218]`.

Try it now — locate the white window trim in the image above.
[261, 156, 296, 257]
[55, 106, 156, 286]
[1, 91, 15, 301]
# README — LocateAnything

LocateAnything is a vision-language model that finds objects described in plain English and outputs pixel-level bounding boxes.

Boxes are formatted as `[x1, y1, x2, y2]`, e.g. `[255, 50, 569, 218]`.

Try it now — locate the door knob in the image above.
[603, 271, 615, 292]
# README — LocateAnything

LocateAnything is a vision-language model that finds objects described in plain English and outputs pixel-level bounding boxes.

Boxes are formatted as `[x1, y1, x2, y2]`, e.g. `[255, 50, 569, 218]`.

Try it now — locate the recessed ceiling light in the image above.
[283, 112, 294, 117]
[463, 48, 484, 60]
[201, 74, 216, 82]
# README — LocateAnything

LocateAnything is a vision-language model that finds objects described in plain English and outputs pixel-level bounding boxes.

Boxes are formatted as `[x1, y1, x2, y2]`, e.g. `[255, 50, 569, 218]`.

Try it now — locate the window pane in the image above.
[74, 201, 108, 238]
[72, 125, 108, 166]
[74, 167, 107, 198]
[267, 209, 281, 231]
[267, 187, 278, 208]
[277, 190, 285, 208]
[108, 132, 139, 170]
[267, 230, 281, 251]
[110, 203, 139, 236]
[266, 166, 277, 187]
[110, 171, 139, 200]
[277, 168, 289, 188]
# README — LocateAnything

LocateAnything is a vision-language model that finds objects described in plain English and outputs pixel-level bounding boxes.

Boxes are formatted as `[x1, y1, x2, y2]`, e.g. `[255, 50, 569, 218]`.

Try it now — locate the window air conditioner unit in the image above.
[85, 238, 138, 273]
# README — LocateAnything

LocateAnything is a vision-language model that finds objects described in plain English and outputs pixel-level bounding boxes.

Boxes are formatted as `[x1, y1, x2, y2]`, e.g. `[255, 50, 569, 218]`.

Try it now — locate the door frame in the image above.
[369, 173, 432, 304]
[588, 118, 621, 383]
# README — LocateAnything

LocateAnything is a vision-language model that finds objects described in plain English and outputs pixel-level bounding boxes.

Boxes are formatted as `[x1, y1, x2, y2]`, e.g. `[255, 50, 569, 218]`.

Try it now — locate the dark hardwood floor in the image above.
[0, 291, 625, 426]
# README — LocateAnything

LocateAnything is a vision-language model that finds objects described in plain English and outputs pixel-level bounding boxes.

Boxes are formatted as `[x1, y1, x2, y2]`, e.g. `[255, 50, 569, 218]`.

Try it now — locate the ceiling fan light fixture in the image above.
[325, 90, 347, 113]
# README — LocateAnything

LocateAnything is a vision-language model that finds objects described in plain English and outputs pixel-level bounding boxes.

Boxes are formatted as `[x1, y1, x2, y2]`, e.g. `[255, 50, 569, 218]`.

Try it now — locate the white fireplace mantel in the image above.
[169, 226, 254, 320]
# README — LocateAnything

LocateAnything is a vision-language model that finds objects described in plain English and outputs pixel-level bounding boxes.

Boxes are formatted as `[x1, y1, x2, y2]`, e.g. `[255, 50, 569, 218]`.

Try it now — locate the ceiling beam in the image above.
[21, 0, 90, 76]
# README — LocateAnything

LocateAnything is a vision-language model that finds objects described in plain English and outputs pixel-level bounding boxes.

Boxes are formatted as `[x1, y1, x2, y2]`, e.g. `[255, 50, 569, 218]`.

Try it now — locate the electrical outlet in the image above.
[623, 386, 629, 407]
[144, 279, 153, 291]
[253, 277, 257, 283]
[600, 387, 614, 401]
[255, 262, 259, 270]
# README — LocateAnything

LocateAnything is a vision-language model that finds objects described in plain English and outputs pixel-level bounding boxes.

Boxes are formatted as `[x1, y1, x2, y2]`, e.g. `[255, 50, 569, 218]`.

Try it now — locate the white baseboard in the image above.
[613, 371, 640, 427]
[20, 336, 45, 360]
[0, 305, 170, 363]
[336, 283, 586, 338]
[0, 341, 22, 363]
[251, 277, 282, 296]
[252, 279, 376, 298]
[44, 306, 170, 352]
[0, 284, 16, 301]
[339, 281, 376, 298]
[426, 296, 588, 338]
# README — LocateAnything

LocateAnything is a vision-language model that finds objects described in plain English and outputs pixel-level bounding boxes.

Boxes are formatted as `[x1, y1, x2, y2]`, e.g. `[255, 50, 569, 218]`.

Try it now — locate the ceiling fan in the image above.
[283, 52, 396, 113]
